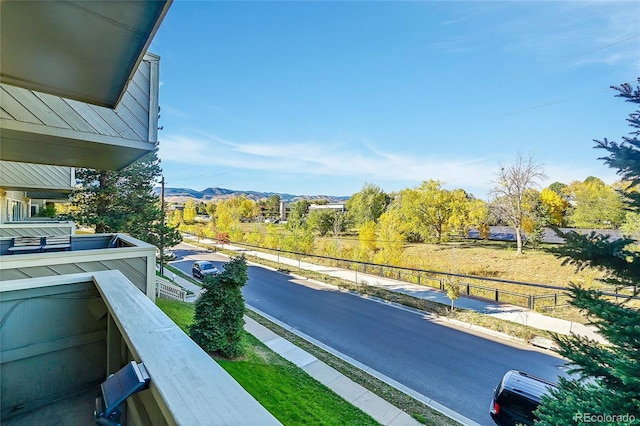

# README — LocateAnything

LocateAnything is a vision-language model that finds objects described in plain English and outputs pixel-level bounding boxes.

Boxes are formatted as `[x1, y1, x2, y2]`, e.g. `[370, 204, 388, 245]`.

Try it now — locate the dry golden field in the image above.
[308, 235, 618, 316]
[309, 236, 604, 288]
[401, 241, 605, 288]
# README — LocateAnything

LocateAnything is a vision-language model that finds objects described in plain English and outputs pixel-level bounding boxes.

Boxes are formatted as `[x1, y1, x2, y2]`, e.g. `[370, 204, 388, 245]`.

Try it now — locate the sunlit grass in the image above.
[155, 298, 379, 426]
[218, 333, 378, 426]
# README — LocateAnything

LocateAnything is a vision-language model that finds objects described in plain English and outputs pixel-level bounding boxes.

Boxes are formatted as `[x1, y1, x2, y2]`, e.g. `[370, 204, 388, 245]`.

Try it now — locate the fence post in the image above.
[418, 273, 421, 285]
[466, 283, 470, 295]
[528, 295, 533, 309]
[495, 289, 499, 302]
[554, 293, 557, 306]
[440, 280, 444, 290]
[397, 271, 401, 280]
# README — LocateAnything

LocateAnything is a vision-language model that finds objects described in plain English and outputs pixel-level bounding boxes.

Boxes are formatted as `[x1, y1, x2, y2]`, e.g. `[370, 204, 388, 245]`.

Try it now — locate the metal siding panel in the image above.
[0, 86, 40, 124]
[93, 104, 141, 140]
[121, 79, 149, 136]
[0, 257, 147, 293]
[1, 85, 69, 128]
[0, 258, 144, 292]
[0, 161, 73, 190]
[101, 258, 147, 291]
[115, 93, 147, 140]
[32, 92, 97, 133]
[0, 224, 74, 239]
[130, 70, 150, 105]
[0, 268, 29, 280]
[6, 265, 54, 278]
[0, 228, 32, 238]
[74, 261, 110, 274]
[136, 58, 151, 82]
[46, 263, 86, 276]
[112, 101, 146, 140]
[64, 99, 120, 136]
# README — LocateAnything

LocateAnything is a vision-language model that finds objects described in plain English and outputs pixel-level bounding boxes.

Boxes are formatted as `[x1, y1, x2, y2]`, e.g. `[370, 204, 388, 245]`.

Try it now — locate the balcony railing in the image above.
[0, 233, 157, 299]
[0, 270, 280, 425]
[0, 220, 76, 239]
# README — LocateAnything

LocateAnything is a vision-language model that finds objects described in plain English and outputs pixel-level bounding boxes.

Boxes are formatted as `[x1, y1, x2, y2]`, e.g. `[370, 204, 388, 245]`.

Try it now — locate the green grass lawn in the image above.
[156, 298, 379, 426]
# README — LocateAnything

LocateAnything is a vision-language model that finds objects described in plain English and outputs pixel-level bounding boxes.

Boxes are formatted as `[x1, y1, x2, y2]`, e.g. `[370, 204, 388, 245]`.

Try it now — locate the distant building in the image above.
[309, 203, 346, 212]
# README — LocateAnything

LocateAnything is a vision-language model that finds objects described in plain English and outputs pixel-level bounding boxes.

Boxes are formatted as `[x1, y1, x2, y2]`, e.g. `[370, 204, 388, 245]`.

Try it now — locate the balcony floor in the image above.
[3, 390, 95, 426]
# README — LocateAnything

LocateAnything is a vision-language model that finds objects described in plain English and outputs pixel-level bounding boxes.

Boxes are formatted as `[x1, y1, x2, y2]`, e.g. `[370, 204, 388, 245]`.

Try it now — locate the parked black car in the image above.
[192, 260, 220, 280]
[490, 370, 557, 426]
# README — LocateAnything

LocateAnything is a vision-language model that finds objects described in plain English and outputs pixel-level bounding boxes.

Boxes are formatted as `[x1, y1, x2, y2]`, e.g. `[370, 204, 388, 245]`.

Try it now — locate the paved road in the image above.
[170, 244, 566, 426]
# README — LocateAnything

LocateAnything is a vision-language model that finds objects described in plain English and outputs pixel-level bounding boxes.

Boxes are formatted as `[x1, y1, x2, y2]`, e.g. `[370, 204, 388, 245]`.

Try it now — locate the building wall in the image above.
[0, 54, 158, 145]
[0, 280, 107, 420]
[0, 234, 156, 297]
[0, 53, 160, 170]
[0, 161, 74, 193]
[0, 190, 29, 222]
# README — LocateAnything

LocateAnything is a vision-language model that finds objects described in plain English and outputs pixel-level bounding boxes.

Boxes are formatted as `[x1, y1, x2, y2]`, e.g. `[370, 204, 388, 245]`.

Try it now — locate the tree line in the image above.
[167, 166, 630, 257]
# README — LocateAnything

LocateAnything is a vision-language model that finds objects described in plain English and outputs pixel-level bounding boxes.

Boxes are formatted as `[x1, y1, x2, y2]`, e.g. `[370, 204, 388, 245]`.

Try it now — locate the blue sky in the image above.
[151, 1, 640, 199]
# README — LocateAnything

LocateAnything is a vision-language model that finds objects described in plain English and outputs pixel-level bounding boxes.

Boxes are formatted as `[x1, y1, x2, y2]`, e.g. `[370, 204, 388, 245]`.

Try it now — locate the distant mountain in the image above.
[155, 187, 349, 204]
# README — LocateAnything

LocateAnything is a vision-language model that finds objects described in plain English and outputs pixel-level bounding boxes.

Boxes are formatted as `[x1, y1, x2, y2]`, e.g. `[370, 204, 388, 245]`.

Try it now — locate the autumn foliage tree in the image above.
[565, 177, 625, 229]
[539, 187, 569, 226]
[182, 199, 197, 224]
[346, 182, 390, 227]
[397, 180, 486, 243]
[373, 210, 405, 266]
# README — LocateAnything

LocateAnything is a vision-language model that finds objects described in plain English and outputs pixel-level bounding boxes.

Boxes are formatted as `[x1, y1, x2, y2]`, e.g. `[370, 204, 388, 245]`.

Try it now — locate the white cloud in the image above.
[158, 133, 500, 192]
[499, 2, 640, 70]
[161, 105, 190, 119]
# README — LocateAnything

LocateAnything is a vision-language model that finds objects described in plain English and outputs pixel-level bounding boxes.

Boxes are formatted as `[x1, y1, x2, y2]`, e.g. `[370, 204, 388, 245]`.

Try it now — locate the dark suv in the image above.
[192, 260, 220, 280]
[490, 370, 557, 426]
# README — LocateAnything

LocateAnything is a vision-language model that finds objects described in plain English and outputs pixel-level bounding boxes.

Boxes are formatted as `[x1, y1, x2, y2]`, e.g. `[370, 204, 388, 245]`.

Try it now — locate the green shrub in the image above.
[189, 255, 248, 358]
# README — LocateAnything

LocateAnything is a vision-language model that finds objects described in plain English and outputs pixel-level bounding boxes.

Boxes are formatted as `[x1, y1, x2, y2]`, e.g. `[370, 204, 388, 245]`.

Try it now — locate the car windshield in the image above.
[201, 263, 215, 270]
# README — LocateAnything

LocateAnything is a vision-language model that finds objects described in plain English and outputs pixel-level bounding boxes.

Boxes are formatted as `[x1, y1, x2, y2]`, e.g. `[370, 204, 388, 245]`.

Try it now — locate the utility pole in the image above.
[160, 176, 165, 276]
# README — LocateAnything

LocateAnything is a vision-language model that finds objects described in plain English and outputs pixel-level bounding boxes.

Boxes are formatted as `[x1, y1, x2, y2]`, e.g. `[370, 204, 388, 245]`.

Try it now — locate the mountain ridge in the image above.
[155, 187, 349, 203]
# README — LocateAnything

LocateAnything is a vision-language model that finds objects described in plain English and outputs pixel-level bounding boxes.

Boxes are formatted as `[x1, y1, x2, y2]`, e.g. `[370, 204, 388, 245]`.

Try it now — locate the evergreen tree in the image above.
[536, 79, 640, 424]
[72, 148, 181, 247]
[190, 256, 248, 358]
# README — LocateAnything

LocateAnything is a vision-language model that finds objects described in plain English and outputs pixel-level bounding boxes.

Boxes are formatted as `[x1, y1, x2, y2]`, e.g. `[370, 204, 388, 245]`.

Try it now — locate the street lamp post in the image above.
[160, 176, 165, 276]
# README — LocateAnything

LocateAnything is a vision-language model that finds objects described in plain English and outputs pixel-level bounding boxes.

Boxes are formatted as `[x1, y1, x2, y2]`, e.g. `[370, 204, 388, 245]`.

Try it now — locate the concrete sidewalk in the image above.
[181, 235, 604, 345]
